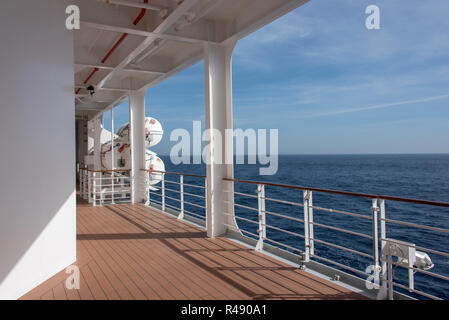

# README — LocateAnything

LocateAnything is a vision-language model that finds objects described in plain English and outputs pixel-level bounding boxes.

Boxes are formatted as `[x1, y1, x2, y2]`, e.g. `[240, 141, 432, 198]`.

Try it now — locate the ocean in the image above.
[157, 154, 449, 299]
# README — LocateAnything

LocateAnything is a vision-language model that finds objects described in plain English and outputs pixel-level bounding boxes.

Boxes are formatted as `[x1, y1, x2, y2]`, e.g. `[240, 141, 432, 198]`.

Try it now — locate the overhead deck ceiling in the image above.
[74, 0, 309, 119]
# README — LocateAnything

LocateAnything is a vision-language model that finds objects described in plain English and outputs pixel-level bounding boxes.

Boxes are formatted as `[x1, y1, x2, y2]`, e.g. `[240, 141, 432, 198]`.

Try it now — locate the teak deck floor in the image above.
[21, 197, 366, 300]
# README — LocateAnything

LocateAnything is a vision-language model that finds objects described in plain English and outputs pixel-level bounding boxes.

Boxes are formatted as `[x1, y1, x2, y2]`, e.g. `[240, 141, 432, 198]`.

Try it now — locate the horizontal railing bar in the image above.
[381, 217, 449, 234]
[264, 210, 304, 223]
[393, 282, 441, 300]
[224, 178, 449, 208]
[142, 169, 206, 179]
[183, 191, 206, 199]
[414, 246, 449, 258]
[233, 203, 259, 212]
[165, 202, 180, 212]
[183, 200, 205, 209]
[148, 191, 163, 196]
[263, 224, 305, 239]
[385, 258, 449, 282]
[163, 180, 180, 185]
[263, 237, 304, 253]
[183, 182, 205, 189]
[311, 222, 373, 239]
[164, 195, 181, 203]
[310, 205, 372, 220]
[234, 191, 259, 199]
[149, 199, 162, 206]
[183, 209, 206, 220]
[93, 192, 130, 195]
[312, 255, 370, 277]
[164, 187, 180, 193]
[380, 238, 449, 258]
[311, 238, 373, 259]
[98, 196, 130, 200]
[85, 169, 131, 173]
[262, 197, 303, 207]
[233, 215, 259, 225]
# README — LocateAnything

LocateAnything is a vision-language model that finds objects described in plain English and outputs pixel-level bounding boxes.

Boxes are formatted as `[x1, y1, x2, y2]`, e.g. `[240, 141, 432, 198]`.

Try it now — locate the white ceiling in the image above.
[73, 0, 309, 118]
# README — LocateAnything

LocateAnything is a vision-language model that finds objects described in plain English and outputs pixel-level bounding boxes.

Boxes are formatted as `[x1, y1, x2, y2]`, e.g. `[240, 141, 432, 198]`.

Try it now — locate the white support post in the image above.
[256, 184, 266, 251]
[178, 175, 184, 219]
[111, 108, 115, 204]
[129, 90, 146, 204]
[303, 190, 311, 262]
[161, 174, 165, 211]
[203, 37, 237, 238]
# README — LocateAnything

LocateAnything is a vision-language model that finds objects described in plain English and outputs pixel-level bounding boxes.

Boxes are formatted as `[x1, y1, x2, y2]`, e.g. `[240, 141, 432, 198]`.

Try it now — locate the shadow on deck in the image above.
[21, 196, 367, 300]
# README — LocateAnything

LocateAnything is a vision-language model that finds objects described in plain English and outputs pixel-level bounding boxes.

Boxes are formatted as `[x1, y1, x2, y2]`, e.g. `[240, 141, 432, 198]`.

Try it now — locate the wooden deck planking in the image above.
[20, 197, 367, 300]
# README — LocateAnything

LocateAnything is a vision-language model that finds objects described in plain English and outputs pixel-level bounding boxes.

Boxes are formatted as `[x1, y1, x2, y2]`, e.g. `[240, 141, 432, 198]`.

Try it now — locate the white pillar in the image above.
[129, 90, 146, 203]
[93, 117, 102, 170]
[203, 40, 237, 237]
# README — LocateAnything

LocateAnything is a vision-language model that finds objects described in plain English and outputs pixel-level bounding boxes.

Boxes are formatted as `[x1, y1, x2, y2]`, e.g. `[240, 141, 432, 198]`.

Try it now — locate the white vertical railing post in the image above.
[93, 172, 97, 207]
[161, 174, 165, 211]
[377, 199, 389, 300]
[147, 173, 151, 206]
[85, 170, 88, 199]
[88, 171, 92, 203]
[204, 179, 208, 221]
[80, 169, 83, 198]
[303, 190, 311, 262]
[178, 175, 184, 219]
[308, 191, 314, 256]
[144, 171, 149, 206]
[256, 184, 266, 251]
[372, 198, 380, 282]
[82, 170, 86, 199]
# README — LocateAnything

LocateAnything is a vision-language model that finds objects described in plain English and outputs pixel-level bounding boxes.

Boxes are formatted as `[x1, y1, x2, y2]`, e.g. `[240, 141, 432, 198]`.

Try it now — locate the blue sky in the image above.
[105, 0, 449, 155]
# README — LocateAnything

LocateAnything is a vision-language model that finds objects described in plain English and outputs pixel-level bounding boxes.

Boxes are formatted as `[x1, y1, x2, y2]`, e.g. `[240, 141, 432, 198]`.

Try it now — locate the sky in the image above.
[104, 0, 449, 155]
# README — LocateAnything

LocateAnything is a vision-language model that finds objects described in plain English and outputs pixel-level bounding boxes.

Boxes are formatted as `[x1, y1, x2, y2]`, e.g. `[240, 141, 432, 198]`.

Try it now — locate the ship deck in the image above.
[21, 196, 366, 300]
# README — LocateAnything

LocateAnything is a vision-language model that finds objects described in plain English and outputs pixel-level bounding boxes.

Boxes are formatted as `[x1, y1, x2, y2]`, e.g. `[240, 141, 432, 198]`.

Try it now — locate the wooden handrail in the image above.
[223, 177, 449, 208]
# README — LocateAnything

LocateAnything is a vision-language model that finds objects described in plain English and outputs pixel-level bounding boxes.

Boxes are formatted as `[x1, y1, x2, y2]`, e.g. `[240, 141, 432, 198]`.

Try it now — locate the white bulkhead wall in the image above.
[0, 0, 76, 299]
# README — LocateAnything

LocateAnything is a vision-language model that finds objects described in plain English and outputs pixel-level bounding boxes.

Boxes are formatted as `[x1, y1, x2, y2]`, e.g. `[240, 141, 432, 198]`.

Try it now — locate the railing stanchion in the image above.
[256, 184, 266, 251]
[112, 172, 115, 204]
[372, 199, 380, 281]
[303, 190, 311, 262]
[93, 172, 97, 207]
[309, 191, 314, 256]
[178, 175, 184, 219]
[378, 199, 388, 300]
[88, 171, 92, 204]
[147, 173, 151, 205]
[161, 174, 165, 211]
[83, 170, 87, 199]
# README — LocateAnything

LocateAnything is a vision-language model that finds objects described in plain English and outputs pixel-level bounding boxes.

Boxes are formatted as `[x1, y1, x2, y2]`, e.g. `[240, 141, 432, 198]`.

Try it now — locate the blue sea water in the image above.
[157, 154, 449, 299]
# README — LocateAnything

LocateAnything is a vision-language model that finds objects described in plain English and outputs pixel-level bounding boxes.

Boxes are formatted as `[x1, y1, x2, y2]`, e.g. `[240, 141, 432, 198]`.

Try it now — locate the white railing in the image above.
[79, 166, 449, 299]
[142, 169, 207, 222]
[79, 168, 132, 206]
[224, 177, 449, 300]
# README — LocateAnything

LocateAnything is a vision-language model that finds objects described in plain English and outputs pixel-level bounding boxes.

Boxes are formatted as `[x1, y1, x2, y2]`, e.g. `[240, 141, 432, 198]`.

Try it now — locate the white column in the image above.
[203, 40, 237, 237]
[129, 90, 146, 203]
[93, 117, 102, 170]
